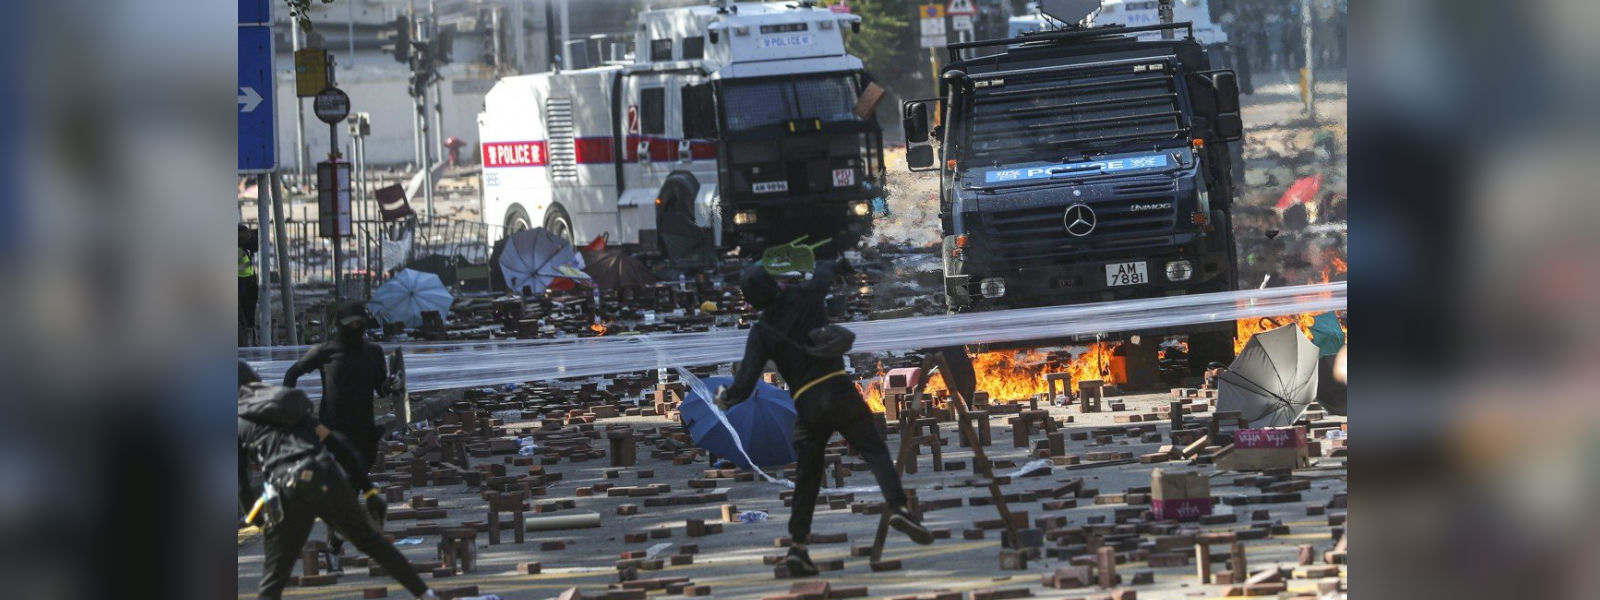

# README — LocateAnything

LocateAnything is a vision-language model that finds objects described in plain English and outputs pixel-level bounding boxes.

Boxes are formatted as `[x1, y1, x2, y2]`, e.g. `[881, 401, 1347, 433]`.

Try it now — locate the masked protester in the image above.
[719, 258, 933, 577]
[1204, 362, 1229, 390]
[282, 301, 396, 567]
[238, 362, 437, 600]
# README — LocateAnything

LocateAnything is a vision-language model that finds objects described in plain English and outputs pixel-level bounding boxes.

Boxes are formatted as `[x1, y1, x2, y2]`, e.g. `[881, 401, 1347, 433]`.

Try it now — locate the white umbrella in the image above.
[369, 268, 453, 328]
[1217, 324, 1320, 427]
[497, 228, 589, 296]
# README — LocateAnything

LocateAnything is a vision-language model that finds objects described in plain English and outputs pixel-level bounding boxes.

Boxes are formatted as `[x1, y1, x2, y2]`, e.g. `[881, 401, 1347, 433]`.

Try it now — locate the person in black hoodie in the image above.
[282, 301, 395, 565]
[238, 362, 436, 599]
[719, 258, 933, 577]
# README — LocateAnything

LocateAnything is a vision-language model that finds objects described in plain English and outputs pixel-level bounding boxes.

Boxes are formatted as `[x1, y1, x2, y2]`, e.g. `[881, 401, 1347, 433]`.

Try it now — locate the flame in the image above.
[1321, 255, 1348, 284]
[862, 382, 887, 413]
[1233, 314, 1320, 354]
[1062, 343, 1120, 394]
[1235, 256, 1350, 355]
[589, 322, 609, 336]
[1235, 255, 1348, 353]
[861, 361, 887, 412]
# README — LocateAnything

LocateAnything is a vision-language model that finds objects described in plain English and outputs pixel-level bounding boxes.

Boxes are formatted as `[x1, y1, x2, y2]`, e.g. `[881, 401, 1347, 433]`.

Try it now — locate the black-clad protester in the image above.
[283, 301, 396, 565]
[718, 258, 933, 577]
[238, 362, 436, 599]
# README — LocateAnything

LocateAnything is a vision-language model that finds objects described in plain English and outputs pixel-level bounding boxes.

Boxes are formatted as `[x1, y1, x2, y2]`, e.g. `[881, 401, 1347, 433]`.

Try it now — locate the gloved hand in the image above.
[833, 256, 856, 276]
[713, 386, 732, 411]
[382, 374, 403, 396]
[363, 488, 387, 524]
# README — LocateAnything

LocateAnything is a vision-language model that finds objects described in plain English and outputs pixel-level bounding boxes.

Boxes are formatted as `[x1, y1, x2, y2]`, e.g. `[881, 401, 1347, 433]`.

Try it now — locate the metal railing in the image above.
[276, 217, 505, 299]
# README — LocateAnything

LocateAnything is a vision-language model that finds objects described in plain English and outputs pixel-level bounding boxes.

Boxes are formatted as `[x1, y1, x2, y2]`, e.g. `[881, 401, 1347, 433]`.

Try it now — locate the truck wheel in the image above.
[544, 204, 575, 246]
[1188, 329, 1237, 376]
[505, 205, 533, 235]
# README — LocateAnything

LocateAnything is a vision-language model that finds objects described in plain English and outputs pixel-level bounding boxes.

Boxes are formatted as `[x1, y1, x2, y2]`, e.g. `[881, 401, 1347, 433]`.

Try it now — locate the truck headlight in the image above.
[733, 210, 757, 225]
[1165, 260, 1194, 282]
[980, 277, 1006, 298]
[850, 201, 871, 216]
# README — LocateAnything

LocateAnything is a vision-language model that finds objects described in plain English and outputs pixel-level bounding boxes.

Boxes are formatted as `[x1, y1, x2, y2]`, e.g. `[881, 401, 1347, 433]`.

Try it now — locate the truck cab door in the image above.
[678, 77, 720, 199]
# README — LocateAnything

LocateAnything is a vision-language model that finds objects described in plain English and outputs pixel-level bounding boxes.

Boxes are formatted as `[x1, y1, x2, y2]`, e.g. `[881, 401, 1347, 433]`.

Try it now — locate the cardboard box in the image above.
[1150, 468, 1212, 521]
[1220, 428, 1309, 471]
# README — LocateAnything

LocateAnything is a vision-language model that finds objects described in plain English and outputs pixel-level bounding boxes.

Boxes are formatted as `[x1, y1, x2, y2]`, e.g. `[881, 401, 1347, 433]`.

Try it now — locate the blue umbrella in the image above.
[679, 376, 797, 469]
[1309, 311, 1345, 356]
[369, 268, 453, 328]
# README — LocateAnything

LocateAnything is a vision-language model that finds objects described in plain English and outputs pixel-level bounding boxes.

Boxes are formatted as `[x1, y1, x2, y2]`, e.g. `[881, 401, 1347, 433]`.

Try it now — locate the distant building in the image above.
[272, 0, 699, 167]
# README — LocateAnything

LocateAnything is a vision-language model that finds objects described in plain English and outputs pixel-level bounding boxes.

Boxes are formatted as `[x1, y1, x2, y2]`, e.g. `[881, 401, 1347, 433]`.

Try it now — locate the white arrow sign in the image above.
[238, 86, 263, 113]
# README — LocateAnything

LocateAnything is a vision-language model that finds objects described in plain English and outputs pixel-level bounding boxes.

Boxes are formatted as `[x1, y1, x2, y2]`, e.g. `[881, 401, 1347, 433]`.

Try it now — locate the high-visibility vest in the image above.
[239, 248, 256, 278]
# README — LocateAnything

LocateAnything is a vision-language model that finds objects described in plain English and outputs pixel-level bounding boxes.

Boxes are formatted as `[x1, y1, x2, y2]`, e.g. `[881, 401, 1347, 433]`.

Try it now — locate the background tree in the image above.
[845, 1, 929, 103]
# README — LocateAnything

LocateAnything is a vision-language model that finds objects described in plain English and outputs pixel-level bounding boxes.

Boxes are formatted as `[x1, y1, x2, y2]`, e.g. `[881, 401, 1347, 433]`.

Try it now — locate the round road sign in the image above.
[314, 87, 351, 124]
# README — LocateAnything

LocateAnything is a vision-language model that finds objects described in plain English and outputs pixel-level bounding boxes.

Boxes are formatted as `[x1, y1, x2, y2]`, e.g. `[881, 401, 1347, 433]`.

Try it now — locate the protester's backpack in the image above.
[238, 382, 314, 426]
[759, 321, 856, 359]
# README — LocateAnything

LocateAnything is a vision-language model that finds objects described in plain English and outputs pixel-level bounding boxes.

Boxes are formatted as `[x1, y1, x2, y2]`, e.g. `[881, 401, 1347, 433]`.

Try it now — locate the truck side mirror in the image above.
[1210, 71, 1240, 114]
[906, 145, 936, 169]
[903, 101, 930, 144]
[1214, 113, 1244, 143]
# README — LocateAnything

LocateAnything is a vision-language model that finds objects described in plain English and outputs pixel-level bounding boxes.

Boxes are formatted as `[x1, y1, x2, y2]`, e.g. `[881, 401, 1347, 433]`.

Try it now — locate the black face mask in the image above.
[337, 321, 365, 343]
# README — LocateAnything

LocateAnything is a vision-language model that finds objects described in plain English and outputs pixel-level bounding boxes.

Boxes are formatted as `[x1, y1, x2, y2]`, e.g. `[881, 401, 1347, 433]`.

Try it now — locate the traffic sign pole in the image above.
[332, 116, 343, 302]
[241, 0, 286, 343]
[315, 80, 352, 302]
[291, 17, 307, 186]
[270, 173, 298, 345]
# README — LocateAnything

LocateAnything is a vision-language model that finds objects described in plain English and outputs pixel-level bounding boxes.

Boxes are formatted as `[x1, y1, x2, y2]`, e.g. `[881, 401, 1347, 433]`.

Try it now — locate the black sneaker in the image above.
[785, 546, 820, 577]
[888, 507, 934, 545]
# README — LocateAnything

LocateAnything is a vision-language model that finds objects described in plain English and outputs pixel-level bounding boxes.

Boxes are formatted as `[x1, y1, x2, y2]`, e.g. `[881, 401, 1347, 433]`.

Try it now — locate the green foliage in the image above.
[843, 0, 929, 101]
[283, 0, 336, 30]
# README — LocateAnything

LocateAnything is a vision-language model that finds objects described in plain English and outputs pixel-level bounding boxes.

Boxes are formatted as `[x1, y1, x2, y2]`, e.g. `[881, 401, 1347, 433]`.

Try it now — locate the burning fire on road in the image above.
[1234, 254, 1348, 353]
[861, 344, 1123, 412]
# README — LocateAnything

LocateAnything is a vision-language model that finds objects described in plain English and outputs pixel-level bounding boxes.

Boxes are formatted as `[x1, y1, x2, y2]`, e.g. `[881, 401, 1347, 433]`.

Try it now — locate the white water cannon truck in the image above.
[477, 1, 886, 263]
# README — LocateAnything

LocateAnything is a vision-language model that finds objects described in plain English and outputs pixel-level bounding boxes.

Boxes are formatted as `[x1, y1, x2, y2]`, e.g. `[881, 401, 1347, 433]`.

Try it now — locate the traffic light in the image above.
[436, 25, 457, 64]
[388, 15, 411, 63]
[409, 43, 433, 97]
[478, 8, 497, 69]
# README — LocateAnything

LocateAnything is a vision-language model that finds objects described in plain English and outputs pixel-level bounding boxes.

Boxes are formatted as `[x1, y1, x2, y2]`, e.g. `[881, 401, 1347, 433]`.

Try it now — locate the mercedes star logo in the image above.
[1063, 203, 1097, 237]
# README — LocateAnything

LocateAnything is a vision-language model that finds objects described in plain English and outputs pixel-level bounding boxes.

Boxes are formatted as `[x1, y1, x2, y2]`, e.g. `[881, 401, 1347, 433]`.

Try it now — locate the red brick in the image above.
[788, 581, 831, 599]
[298, 574, 338, 586]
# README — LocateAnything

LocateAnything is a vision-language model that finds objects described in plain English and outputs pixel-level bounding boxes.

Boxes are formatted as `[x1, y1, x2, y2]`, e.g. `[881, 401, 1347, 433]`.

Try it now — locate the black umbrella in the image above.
[582, 247, 656, 290]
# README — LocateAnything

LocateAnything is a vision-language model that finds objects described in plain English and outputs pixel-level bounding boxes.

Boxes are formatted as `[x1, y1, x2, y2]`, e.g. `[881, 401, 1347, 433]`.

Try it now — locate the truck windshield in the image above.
[957, 58, 1188, 166]
[721, 74, 859, 132]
